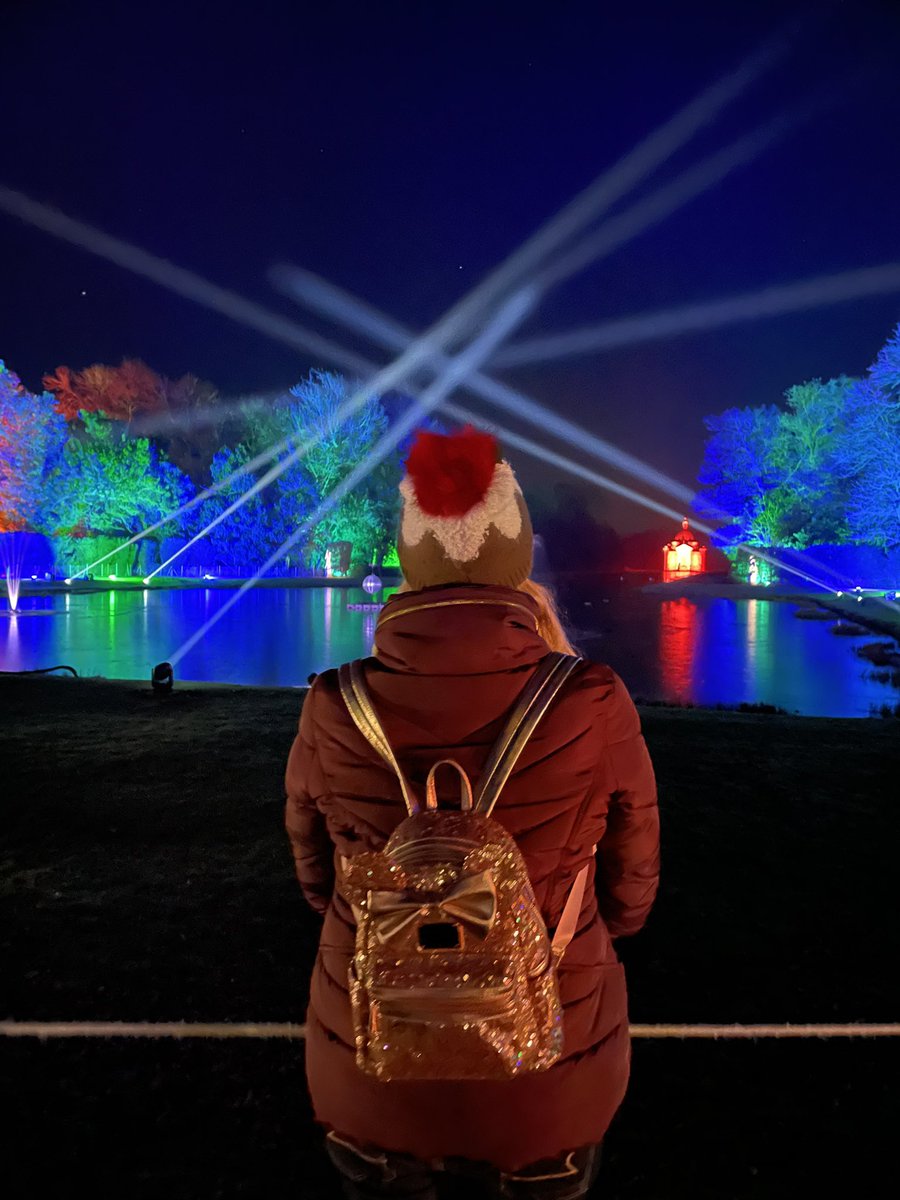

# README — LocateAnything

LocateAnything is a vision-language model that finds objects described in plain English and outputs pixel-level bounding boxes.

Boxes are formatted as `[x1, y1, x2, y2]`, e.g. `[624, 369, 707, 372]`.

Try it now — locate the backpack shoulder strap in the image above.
[338, 660, 419, 816]
[475, 652, 583, 818]
[550, 850, 595, 961]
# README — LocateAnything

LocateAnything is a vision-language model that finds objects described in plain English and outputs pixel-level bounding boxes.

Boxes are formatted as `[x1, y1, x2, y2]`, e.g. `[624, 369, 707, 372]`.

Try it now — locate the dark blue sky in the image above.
[2, 0, 899, 530]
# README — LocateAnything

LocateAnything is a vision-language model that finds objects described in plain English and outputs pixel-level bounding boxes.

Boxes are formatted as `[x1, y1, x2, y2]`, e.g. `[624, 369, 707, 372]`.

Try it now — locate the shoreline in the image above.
[1, 671, 893, 720]
[2, 572, 402, 600]
[6, 568, 896, 634]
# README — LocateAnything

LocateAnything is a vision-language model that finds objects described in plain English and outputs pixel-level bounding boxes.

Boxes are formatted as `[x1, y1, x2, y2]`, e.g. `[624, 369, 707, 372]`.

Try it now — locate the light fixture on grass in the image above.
[151, 662, 174, 694]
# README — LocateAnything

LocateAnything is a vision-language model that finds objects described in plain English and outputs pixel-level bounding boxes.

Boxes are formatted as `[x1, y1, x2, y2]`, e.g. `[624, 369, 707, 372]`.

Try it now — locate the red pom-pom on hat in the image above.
[405, 426, 498, 518]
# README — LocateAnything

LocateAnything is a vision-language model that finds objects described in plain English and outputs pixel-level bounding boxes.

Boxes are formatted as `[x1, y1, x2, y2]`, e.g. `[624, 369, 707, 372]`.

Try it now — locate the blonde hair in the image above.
[387, 577, 577, 655]
[517, 578, 578, 655]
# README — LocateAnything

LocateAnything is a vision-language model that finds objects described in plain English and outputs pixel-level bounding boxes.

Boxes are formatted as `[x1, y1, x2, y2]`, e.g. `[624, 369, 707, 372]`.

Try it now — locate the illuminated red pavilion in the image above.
[663, 517, 707, 580]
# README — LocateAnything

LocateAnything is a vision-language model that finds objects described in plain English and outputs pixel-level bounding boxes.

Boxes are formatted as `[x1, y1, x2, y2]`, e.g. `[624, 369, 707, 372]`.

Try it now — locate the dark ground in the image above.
[2, 675, 898, 1198]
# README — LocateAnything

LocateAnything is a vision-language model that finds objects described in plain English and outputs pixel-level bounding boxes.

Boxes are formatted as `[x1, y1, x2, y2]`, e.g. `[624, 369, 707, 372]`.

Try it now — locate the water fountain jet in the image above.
[4, 566, 19, 614]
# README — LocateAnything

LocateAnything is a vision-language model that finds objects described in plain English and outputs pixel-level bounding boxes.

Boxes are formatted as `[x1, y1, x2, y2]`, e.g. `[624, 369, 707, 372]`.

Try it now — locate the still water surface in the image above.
[2, 585, 897, 717]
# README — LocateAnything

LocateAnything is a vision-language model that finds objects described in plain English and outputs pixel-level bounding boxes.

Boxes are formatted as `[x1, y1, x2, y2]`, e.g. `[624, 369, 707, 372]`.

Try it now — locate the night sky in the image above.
[2, 0, 899, 531]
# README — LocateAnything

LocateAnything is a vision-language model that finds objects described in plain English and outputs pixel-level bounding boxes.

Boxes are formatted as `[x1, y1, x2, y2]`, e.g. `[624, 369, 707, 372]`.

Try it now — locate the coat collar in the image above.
[373, 583, 549, 676]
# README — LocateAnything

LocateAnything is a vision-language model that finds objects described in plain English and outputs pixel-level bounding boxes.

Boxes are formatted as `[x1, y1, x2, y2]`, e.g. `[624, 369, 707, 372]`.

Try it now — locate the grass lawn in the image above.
[2, 675, 898, 1198]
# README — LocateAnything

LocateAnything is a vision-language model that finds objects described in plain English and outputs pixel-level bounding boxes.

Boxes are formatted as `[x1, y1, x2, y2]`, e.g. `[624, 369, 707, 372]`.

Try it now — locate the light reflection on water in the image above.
[658, 598, 697, 705]
[1, 585, 897, 716]
[567, 588, 898, 717]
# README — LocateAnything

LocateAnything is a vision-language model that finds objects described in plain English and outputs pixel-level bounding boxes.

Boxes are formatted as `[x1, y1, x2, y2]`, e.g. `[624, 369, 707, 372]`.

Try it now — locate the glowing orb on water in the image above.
[362, 574, 382, 594]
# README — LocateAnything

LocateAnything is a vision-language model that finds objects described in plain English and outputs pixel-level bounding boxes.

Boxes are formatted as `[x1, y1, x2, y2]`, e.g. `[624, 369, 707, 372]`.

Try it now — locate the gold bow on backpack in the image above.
[338, 652, 593, 1083]
[368, 870, 497, 943]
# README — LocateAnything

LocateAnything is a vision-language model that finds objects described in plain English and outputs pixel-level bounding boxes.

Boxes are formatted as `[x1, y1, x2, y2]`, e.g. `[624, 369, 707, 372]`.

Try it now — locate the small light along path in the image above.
[2, 1021, 899, 1041]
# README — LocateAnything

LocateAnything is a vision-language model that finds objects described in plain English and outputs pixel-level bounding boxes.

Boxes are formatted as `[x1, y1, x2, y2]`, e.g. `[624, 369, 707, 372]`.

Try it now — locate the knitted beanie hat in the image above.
[397, 426, 533, 590]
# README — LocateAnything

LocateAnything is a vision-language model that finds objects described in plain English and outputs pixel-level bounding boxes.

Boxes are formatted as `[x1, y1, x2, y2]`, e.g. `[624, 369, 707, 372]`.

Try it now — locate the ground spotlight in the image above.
[64, 578, 72, 586]
[151, 661, 174, 693]
[142, 577, 152, 586]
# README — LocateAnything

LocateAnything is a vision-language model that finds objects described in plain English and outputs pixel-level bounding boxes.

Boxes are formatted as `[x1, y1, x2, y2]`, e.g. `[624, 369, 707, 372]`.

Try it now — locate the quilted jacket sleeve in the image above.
[596, 674, 660, 938]
[284, 685, 335, 915]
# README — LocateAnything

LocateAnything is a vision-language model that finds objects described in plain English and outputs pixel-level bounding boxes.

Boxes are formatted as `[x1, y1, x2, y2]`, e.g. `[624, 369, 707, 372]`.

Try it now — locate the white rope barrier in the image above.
[2, 1021, 899, 1041]
[630, 1023, 900, 1039]
[0, 1021, 308, 1040]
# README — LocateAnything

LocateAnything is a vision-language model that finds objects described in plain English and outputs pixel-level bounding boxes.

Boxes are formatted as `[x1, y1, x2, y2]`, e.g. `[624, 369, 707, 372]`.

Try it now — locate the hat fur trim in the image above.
[399, 461, 523, 563]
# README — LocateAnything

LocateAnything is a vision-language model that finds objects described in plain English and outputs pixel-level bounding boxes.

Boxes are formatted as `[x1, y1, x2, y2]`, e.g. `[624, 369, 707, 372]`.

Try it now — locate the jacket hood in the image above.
[373, 583, 549, 676]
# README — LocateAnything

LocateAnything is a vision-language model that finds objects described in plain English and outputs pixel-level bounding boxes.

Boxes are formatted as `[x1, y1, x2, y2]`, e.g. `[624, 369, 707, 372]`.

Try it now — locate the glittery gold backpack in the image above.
[338, 652, 590, 1082]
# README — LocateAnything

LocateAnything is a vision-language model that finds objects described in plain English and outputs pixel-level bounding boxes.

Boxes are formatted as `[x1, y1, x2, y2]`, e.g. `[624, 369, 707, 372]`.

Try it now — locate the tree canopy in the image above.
[697, 324, 900, 551]
[0, 361, 66, 533]
[3, 358, 405, 576]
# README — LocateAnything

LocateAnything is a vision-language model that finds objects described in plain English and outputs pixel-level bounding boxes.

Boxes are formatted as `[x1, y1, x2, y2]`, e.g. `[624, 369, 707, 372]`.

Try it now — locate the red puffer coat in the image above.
[285, 583, 659, 1171]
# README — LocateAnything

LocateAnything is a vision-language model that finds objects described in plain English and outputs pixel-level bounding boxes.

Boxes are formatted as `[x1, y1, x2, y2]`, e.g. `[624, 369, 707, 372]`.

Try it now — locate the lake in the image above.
[2, 583, 898, 717]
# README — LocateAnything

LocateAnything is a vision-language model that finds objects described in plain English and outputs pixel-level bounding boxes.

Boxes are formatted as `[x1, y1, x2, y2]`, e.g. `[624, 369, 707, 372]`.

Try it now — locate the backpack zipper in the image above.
[373, 984, 515, 1022]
